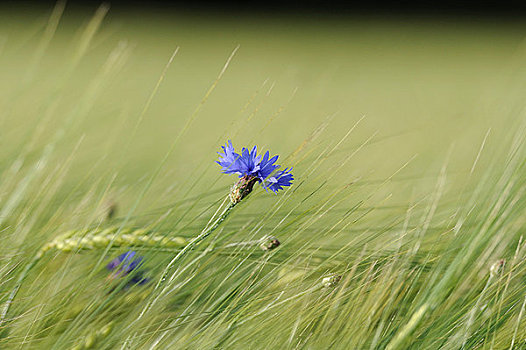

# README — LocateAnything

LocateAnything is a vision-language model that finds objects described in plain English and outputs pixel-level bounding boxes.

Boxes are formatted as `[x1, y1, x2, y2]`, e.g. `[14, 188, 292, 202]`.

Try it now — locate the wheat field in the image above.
[0, 4, 526, 349]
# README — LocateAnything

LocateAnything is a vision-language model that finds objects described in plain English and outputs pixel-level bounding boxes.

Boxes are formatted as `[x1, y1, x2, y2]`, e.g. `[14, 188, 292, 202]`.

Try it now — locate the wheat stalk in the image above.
[0, 226, 186, 328]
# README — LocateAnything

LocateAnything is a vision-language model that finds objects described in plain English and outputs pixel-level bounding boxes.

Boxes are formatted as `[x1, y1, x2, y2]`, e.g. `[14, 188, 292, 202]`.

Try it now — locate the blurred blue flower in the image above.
[106, 251, 143, 274]
[216, 140, 293, 195]
[106, 251, 148, 287]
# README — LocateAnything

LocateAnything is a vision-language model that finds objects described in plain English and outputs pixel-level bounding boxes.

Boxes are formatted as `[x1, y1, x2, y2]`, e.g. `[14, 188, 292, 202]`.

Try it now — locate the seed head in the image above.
[490, 259, 506, 278]
[260, 235, 281, 251]
[322, 274, 342, 288]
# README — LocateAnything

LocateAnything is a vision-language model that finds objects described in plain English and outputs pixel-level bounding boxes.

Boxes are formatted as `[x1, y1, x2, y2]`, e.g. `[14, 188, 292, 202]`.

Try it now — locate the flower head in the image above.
[106, 251, 143, 274]
[106, 251, 148, 287]
[216, 140, 293, 203]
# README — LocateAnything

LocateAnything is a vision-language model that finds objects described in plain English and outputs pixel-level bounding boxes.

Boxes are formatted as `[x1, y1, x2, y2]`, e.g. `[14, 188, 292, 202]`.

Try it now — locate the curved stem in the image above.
[0, 254, 41, 327]
[143, 199, 236, 312]
[121, 197, 238, 349]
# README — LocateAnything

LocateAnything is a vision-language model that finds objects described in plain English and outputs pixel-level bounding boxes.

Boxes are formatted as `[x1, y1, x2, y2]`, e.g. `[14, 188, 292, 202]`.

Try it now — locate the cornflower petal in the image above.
[106, 251, 144, 276]
[106, 250, 150, 290]
[237, 146, 260, 176]
[256, 151, 279, 181]
[265, 167, 294, 193]
[216, 140, 243, 174]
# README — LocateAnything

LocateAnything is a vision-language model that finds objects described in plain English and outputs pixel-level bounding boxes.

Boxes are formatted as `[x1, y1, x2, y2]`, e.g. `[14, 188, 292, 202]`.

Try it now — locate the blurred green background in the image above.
[0, 4, 525, 222]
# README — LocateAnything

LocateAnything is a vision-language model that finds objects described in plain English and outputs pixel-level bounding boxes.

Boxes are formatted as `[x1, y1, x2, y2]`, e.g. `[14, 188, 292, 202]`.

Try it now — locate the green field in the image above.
[1, 4, 526, 349]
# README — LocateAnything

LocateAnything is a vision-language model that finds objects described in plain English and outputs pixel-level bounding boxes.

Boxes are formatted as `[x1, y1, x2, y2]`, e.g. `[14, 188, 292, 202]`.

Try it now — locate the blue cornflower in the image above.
[216, 140, 293, 203]
[106, 251, 148, 287]
[265, 168, 294, 193]
[256, 151, 280, 182]
[216, 140, 241, 174]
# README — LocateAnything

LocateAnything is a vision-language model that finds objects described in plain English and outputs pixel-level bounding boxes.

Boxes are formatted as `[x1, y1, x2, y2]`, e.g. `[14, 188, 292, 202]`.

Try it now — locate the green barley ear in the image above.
[39, 227, 186, 254]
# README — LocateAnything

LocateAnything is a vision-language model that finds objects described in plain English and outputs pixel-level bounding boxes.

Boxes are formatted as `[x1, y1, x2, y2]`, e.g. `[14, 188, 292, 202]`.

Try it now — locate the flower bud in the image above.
[230, 175, 258, 204]
[322, 274, 341, 288]
[260, 236, 280, 251]
[490, 259, 506, 278]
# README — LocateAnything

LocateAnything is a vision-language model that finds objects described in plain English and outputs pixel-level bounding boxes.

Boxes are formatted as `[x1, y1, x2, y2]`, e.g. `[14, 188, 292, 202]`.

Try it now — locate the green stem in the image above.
[122, 197, 238, 350]
[157, 198, 235, 286]
[0, 254, 41, 328]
